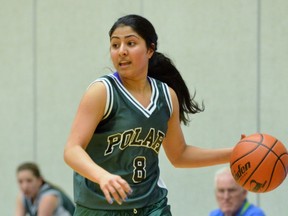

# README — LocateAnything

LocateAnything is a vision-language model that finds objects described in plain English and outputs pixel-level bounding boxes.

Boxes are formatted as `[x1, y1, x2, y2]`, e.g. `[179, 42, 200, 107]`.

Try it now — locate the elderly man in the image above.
[209, 167, 265, 216]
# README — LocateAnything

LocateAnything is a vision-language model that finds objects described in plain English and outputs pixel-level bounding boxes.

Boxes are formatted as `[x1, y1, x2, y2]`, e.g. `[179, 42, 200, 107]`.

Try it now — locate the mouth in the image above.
[119, 61, 131, 67]
[23, 191, 31, 197]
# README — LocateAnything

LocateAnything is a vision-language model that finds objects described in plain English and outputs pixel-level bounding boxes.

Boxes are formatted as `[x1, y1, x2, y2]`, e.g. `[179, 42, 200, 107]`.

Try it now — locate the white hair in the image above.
[214, 166, 246, 192]
[214, 167, 231, 185]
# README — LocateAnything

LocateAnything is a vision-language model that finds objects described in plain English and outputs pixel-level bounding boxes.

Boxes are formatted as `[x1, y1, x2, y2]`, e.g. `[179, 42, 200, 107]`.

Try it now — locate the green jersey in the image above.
[74, 73, 173, 210]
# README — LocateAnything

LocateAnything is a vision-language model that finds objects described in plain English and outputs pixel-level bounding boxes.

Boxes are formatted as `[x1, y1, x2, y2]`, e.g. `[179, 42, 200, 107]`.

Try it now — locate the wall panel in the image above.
[2, 0, 287, 215]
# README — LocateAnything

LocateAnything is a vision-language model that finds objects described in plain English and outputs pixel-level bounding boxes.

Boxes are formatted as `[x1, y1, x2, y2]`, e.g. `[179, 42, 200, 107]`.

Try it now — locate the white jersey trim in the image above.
[87, 78, 113, 120]
[162, 83, 173, 117]
[157, 177, 168, 189]
[108, 74, 158, 118]
[88, 74, 173, 119]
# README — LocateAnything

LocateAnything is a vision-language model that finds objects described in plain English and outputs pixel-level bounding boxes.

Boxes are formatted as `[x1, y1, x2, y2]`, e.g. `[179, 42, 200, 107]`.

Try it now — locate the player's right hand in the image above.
[99, 173, 133, 205]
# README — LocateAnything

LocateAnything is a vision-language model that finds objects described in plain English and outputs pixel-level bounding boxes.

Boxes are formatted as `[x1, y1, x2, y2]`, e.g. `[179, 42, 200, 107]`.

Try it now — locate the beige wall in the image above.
[1, 0, 287, 215]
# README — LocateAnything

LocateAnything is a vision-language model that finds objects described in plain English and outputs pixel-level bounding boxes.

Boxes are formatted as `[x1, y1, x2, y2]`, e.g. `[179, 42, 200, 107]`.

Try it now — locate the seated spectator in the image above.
[15, 162, 75, 216]
[209, 167, 265, 216]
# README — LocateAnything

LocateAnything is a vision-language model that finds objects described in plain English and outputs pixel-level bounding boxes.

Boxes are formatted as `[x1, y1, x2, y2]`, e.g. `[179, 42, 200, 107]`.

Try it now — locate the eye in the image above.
[217, 189, 225, 194]
[128, 41, 136, 46]
[228, 188, 238, 193]
[110, 39, 120, 49]
[111, 43, 119, 49]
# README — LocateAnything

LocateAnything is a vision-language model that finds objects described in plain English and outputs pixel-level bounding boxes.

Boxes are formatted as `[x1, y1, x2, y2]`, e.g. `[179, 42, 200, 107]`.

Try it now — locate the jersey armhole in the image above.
[40, 189, 61, 207]
[162, 83, 173, 117]
[87, 78, 113, 120]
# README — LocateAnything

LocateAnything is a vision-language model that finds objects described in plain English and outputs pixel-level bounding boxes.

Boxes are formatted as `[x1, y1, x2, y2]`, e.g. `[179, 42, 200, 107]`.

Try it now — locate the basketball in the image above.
[230, 133, 288, 193]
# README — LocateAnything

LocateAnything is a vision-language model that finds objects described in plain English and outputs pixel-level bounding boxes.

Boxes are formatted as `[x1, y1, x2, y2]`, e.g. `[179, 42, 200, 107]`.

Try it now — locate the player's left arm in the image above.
[15, 193, 26, 216]
[37, 194, 58, 216]
[162, 88, 233, 168]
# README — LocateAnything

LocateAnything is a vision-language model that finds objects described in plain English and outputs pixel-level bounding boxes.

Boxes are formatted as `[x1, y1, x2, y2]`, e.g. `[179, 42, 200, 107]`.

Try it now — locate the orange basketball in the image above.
[230, 133, 288, 193]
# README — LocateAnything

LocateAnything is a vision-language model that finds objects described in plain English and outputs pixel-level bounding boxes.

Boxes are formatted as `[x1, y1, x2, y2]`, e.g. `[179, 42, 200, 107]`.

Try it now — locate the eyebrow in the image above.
[110, 34, 140, 40]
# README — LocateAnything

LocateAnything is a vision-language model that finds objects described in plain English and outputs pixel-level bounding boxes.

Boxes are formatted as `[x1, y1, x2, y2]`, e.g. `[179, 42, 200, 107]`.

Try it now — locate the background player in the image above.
[15, 162, 74, 216]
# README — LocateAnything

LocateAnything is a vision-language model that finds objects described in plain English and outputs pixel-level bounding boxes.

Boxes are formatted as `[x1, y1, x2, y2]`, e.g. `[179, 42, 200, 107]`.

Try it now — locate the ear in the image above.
[243, 189, 248, 196]
[147, 43, 155, 59]
[37, 177, 44, 185]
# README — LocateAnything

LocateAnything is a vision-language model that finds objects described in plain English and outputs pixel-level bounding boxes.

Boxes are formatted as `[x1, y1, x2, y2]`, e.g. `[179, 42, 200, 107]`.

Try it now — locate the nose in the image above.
[119, 44, 128, 56]
[222, 191, 230, 199]
[20, 182, 28, 191]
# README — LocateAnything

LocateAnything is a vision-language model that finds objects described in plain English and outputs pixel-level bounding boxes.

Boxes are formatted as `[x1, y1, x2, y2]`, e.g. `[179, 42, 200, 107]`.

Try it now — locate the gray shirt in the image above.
[23, 183, 71, 216]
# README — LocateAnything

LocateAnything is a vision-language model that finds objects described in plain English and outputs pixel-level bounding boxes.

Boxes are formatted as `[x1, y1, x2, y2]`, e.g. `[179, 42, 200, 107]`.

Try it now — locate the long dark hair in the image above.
[109, 14, 204, 125]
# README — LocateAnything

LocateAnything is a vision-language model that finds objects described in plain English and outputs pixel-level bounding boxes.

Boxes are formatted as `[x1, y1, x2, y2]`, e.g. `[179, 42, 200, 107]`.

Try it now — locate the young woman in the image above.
[64, 14, 233, 215]
[15, 162, 74, 216]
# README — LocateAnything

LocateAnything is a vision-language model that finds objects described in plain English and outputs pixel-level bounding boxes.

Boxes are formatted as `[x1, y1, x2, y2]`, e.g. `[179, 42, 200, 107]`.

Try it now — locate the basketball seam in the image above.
[230, 144, 260, 166]
[231, 133, 264, 165]
[265, 147, 288, 192]
[279, 152, 288, 176]
[242, 139, 278, 192]
[231, 138, 278, 166]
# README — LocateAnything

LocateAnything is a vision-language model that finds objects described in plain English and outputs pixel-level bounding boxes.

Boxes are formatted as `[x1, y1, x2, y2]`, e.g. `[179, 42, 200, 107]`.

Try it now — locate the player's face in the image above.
[215, 173, 247, 215]
[110, 26, 154, 79]
[17, 170, 42, 199]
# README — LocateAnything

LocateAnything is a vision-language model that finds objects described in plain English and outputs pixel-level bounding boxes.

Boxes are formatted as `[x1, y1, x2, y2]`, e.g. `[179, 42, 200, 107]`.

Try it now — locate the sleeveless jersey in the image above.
[74, 73, 173, 210]
[23, 183, 73, 216]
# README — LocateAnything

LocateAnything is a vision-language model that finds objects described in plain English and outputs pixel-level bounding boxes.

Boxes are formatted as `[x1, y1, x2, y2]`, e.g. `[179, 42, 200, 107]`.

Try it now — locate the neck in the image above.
[116, 73, 150, 92]
[125, 79, 150, 94]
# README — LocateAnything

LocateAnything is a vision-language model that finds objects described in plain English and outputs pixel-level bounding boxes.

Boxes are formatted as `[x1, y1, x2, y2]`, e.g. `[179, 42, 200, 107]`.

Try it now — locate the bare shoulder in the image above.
[168, 87, 179, 111]
[40, 193, 58, 203]
[38, 194, 58, 214]
[80, 81, 107, 108]
[15, 192, 25, 211]
[85, 80, 107, 97]
[16, 192, 23, 200]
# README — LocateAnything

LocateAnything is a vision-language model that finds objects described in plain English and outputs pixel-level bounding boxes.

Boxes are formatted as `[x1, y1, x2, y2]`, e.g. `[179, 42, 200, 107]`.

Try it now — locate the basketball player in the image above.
[15, 162, 75, 216]
[210, 167, 265, 216]
[64, 14, 233, 215]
